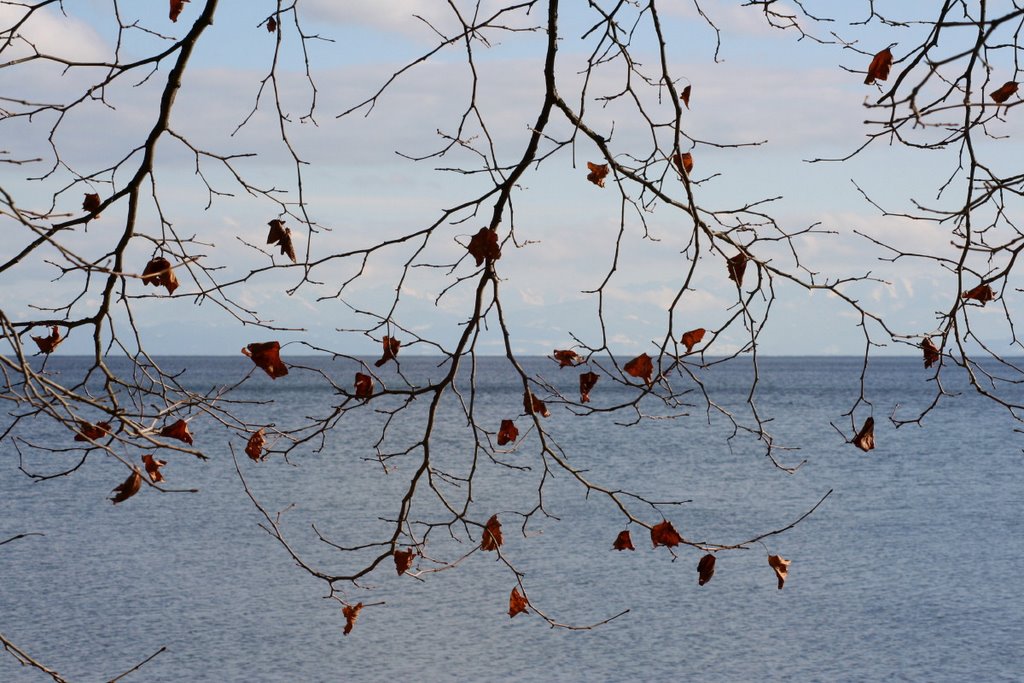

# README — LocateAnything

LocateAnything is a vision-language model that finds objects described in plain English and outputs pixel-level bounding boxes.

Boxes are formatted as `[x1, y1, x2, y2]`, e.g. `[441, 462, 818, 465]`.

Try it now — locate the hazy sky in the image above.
[2, 1, 1019, 357]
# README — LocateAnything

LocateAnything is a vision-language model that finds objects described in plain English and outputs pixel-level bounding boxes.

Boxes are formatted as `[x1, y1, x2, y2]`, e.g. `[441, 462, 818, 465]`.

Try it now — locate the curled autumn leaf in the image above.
[497, 419, 519, 446]
[480, 514, 503, 551]
[624, 353, 654, 385]
[374, 336, 400, 368]
[110, 468, 142, 505]
[169, 0, 189, 23]
[467, 227, 501, 266]
[681, 328, 706, 354]
[394, 548, 415, 575]
[681, 84, 691, 109]
[921, 338, 940, 369]
[508, 587, 529, 618]
[266, 219, 297, 263]
[242, 341, 288, 379]
[266, 15, 278, 33]
[245, 428, 266, 462]
[142, 454, 167, 483]
[579, 371, 599, 404]
[342, 602, 363, 636]
[586, 161, 609, 188]
[990, 81, 1018, 104]
[141, 257, 179, 295]
[962, 283, 995, 305]
[852, 416, 875, 452]
[650, 519, 682, 548]
[31, 326, 62, 354]
[768, 554, 791, 590]
[672, 152, 693, 176]
[612, 530, 635, 551]
[354, 372, 374, 399]
[552, 349, 582, 367]
[697, 553, 716, 586]
[523, 390, 550, 418]
[864, 48, 893, 85]
[74, 420, 111, 442]
[160, 418, 194, 445]
[82, 192, 101, 217]
[727, 252, 748, 286]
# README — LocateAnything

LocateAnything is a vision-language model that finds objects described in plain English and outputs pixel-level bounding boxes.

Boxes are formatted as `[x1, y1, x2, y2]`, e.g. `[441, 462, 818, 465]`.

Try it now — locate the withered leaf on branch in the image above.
[768, 554, 791, 590]
[508, 587, 529, 618]
[612, 530, 635, 551]
[962, 283, 995, 305]
[141, 257, 179, 295]
[864, 48, 893, 84]
[852, 417, 875, 452]
[480, 514, 503, 551]
[31, 326, 62, 354]
[990, 81, 1018, 104]
[467, 227, 501, 266]
[651, 519, 682, 548]
[672, 152, 693, 176]
[586, 161, 609, 188]
[245, 428, 266, 462]
[697, 553, 716, 586]
[523, 390, 550, 418]
[342, 603, 363, 636]
[552, 349, 582, 367]
[624, 353, 654, 385]
[579, 371, 599, 404]
[242, 341, 288, 379]
[82, 192, 101, 216]
[727, 252, 748, 286]
[681, 328, 706, 354]
[75, 420, 111, 442]
[266, 15, 278, 33]
[921, 338, 940, 368]
[110, 468, 142, 505]
[160, 419, 194, 445]
[266, 219, 297, 263]
[374, 336, 400, 368]
[497, 419, 519, 446]
[394, 548, 415, 575]
[681, 84, 691, 109]
[142, 454, 167, 483]
[354, 372, 374, 399]
[169, 0, 189, 23]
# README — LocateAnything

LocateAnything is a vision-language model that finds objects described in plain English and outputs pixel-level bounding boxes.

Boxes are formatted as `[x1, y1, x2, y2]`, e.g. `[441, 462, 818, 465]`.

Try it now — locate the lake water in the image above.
[1, 356, 1022, 682]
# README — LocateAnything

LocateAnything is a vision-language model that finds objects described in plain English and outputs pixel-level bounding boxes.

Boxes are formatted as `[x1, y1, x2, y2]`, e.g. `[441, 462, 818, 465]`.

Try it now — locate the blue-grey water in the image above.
[1, 356, 1022, 682]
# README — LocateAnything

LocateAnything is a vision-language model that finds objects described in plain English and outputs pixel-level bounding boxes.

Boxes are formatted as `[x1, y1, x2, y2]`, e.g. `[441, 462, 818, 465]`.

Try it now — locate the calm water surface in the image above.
[1, 356, 1022, 682]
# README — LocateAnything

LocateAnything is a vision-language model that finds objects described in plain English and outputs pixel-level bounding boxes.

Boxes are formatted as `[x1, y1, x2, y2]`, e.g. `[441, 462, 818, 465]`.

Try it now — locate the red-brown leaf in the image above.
[394, 548, 415, 575]
[586, 161, 609, 188]
[508, 587, 529, 618]
[169, 0, 189, 22]
[160, 418, 193, 445]
[342, 602, 363, 636]
[579, 371, 599, 404]
[354, 372, 374, 399]
[990, 81, 1018, 104]
[74, 420, 111, 442]
[110, 468, 142, 505]
[467, 227, 501, 267]
[242, 341, 289, 379]
[921, 338, 940, 369]
[141, 257, 179, 295]
[552, 349, 582, 367]
[727, 252, 748, 286]
[681, 328, 706, 354]
[82, 192, 101, 217]
[523, 390, 550, 418]
[245, 428, 266, 462]
[31, 326, 63, 354]
[480, 514, 503, 551]
[962, 283, 995, 305]
[141, 454, 166, 483]
[768, 554, 791, 589]
[266, 16, 278, 33]
[266, 219, 296, 263]
[852, 417, 875, 452]
[697, 553, 716, 586]
[672, 152, 693, 176]
[624, 353, 654, 384]
[681, 84, 691, 109]
[612, 530, 635, 551]
[651, 519, 682, 548]
[497, 419, 519, 446]
[374, 336, 400, 368]
[864, 48, 893, 85]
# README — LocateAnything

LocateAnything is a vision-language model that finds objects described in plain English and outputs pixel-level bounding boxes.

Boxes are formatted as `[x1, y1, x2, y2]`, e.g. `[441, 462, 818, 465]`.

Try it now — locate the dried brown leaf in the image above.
[768, 554, 790, 589]
[141, 454, 166, 483]
[697, 553, 716, 586]
[508, 587, 529, 618]
[681, 328, 706, 354]
[650, 519, 682, 548]
[853, 417, 874, 452]
[110, 468, 142, 505]
[523, 390, 550, 418]
[921, 338, 940, 369]
[141, 257, 179, 295]
[31, 326, 62, 354]
[160, 419, 193, 445]
[394, 548, 415, 575]
[467, 227, 501, 266]
[864, 48, 893, 84]
[354, 372, 374, 399]
[624, 353, 654, 384]
[480, 514, 503, 551]
[497, 419, 519, 446]
[242, 341, 288, 379]
[343, 602, 363, 635]
[374, 336, 400, 368]
[612, 530, 635, 551]
[245, 428, 266, 462]
[579, 371, 599, 404]
[586, 161, 609, 188]
[990, 81, 1018, 104]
